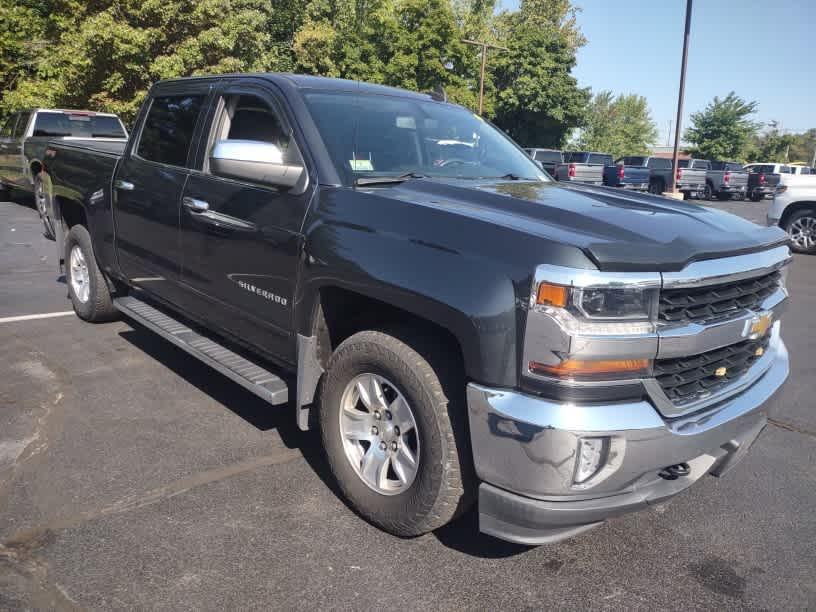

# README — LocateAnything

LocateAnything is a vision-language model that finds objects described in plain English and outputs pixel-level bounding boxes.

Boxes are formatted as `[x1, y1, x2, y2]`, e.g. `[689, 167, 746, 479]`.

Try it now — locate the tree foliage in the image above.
[684, 92, 761, 161]
[570, 90, 657, 158]
[0, 0, 589, 142]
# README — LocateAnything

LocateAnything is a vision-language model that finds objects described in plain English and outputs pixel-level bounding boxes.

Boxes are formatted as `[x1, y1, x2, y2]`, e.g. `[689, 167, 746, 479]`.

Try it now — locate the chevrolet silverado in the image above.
[38, 74, 791, 545]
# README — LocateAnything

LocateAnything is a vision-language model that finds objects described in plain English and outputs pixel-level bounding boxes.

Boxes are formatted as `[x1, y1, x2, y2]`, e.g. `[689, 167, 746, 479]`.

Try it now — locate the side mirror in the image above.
[210, 140, 306, 190]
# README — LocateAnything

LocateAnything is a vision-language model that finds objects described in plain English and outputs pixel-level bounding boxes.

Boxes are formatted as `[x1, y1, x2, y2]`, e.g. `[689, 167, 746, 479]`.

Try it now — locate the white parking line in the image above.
[0, 311, 74, 324]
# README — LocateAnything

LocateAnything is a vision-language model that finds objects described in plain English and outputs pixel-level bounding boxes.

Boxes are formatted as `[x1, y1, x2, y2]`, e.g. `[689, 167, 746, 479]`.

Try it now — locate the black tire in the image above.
[65, 225, 118, 321]
[34, 177, 56, 240]
[784, 208, 816, 255]
[648, 178, 664, 195]
[750, 190, 762, 202]
[703, 182, 714, 201]
[319, 329, 474, 537]
[719, 191, 732, 201]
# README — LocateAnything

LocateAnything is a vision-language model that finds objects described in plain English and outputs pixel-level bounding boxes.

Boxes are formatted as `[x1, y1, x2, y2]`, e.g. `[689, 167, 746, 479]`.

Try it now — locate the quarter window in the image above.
[0, 115, 16, 138]
[12, 112, 31, 138]
[137, 95, 204, 167]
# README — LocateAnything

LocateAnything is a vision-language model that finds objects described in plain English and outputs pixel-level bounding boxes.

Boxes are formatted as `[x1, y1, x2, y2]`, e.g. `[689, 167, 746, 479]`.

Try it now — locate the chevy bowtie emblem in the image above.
[743, 312, 773, 339]
[714, 366, 727, 377]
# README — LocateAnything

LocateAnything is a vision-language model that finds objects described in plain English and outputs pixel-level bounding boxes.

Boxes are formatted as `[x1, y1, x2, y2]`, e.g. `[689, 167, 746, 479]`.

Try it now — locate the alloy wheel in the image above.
[69, 245, 91, 303]
[789, 215, 816, 250]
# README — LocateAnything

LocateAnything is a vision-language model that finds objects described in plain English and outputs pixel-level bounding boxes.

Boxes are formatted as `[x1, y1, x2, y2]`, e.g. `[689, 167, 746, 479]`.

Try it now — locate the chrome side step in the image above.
[114, 296, 288, 405]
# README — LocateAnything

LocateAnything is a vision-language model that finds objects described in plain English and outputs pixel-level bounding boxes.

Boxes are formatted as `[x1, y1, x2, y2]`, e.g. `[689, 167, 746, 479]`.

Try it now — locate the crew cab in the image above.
[675, 159, 709, 198]
[743, 163, 784, 201]
[39, 74, 791, 545]
[603, 158, 650, 191]
[702, 160, 749, 200]
[551, 151, 610, 185]
[0, 108, 128, 238]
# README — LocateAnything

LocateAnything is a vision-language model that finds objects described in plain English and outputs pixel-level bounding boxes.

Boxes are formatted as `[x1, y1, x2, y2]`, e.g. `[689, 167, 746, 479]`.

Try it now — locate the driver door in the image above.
[178, 83, 314, 363]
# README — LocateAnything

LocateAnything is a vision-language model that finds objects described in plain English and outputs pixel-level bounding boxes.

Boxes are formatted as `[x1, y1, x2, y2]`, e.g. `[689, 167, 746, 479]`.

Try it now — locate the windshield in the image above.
[534, 150, 562, 163]
[33, 112, 126, 138]
[621, 156, 646, 166]
[304, 91, 547, 184]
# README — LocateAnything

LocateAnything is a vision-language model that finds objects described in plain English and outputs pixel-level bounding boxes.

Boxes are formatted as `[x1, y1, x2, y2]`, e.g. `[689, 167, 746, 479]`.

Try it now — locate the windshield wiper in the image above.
[355, 172, 426, 186]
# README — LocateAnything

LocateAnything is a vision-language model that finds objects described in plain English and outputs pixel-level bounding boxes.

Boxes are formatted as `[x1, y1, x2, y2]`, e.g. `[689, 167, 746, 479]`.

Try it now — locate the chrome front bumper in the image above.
[467, 332, 789, 545]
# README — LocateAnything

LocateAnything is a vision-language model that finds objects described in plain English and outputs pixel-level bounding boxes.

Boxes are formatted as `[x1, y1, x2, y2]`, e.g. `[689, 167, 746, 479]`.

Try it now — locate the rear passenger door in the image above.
[113, 85, 211, 303]
[177, 82, 314, 363]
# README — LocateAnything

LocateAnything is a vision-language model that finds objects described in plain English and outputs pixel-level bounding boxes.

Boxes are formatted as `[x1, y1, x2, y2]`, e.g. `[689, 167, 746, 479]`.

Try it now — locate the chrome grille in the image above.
[659, 271, 781, 324]
[654, 334, 772, 406]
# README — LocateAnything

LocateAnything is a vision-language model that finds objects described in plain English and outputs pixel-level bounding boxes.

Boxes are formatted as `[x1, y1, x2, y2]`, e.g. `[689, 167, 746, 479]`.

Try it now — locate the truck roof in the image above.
[153, 72, 436, 101]
[21, 108, 121, 117]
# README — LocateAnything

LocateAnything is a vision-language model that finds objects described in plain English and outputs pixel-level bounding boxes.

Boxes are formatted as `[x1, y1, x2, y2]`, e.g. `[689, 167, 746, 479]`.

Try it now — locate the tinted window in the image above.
[780, 166, 792, 173]
[12, 112, 31, 138]
[534, 150, 562, 163]
[33, 112, 126, 138]
[623, 156, 646, 166]
[648, 157, 671, 169]
[725, 162, 743, 171]
[801, 167, 812, 175]
[0, 115, 16, 138]
[137, 95, 204, 167]
[304, 92, 546, 183]
[588, 153, 612, 166]
[564, 152, 589, 163]
[687, 159, 710, 169]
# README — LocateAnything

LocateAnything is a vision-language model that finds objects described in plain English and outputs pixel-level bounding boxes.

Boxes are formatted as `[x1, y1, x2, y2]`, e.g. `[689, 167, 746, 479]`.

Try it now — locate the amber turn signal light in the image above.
[529, 358, 651, 378]
[536, 283, 569, 307]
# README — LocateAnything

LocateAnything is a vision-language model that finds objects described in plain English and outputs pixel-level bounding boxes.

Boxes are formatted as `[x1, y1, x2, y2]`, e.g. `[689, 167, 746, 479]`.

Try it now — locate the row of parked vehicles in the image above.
[525, 148, 806, 202]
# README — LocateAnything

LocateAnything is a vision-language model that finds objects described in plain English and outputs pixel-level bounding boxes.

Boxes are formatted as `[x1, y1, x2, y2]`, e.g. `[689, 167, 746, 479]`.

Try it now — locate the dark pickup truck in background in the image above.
[744, 163, 783, 201]
[603, 157, 650, 191]
[38, 73, 791, 546]
[0, 108, 128, 238]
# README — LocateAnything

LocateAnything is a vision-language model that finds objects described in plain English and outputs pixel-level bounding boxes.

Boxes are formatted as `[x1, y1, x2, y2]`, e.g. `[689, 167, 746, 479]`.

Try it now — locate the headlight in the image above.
[535, 281, 659, 331]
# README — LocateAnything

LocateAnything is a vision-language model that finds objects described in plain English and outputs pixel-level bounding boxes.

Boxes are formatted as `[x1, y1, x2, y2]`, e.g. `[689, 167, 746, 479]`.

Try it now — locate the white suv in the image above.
[768, 182, 816, 253]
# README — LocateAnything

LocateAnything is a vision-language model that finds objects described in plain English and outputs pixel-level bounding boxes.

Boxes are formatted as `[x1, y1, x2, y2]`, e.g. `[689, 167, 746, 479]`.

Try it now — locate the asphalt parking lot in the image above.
[1, 196, 814, 610]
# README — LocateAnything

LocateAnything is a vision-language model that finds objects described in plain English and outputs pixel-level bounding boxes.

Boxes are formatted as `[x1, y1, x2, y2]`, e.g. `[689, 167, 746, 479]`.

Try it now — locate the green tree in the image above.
[489, 0, 589, 146]
[572, 90, 657, 158]
[788, 128, 816, 165]
[684, 92, 761, 161]
[744, 121, 796, 162]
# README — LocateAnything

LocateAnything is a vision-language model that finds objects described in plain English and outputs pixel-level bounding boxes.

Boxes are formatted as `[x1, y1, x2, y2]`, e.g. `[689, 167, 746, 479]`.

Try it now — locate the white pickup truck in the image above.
[768, 181, 816, 253]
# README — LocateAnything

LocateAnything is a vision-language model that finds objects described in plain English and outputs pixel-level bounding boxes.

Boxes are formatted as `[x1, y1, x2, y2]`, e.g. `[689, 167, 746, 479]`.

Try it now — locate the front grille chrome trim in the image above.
[661, 245, 791, 289]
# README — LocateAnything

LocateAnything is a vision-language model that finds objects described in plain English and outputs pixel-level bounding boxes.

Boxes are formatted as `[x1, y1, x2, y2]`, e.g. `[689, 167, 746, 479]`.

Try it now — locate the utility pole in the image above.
[669, 0, 693, 195]
[462, 39, 508, 115]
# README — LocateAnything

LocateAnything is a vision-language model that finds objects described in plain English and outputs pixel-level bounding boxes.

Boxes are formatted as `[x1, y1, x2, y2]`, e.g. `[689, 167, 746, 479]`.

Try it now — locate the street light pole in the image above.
[669, 0, 693, 195]
[462, 39, 508, 115]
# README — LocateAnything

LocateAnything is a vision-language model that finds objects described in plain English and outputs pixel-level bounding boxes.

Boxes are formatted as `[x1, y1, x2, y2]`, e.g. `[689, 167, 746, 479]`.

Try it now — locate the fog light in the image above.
[574, 437, 609, 484]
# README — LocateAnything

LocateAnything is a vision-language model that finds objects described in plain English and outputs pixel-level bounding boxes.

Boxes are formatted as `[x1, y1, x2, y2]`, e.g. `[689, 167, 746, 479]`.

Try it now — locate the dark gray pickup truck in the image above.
[38, 74, 791, 545]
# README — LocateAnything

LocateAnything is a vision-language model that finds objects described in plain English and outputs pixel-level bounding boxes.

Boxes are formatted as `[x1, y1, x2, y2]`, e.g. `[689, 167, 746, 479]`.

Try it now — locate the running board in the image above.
[114, 296, 288, 405]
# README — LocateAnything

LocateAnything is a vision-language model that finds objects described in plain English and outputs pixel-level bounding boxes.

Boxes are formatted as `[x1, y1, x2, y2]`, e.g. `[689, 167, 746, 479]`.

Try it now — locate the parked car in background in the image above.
[768, 182, 816, 253]
[675, 159, 709, 198]
[702, 161, 748, 200]
[744, 164, 783, 201]
[552, 151, 610, 185]
[603, 157, 650, 191]
[37, 73, 791, 546]
[0, 108, 128, 238]
[789, 165, 816, 175]
[525, 148, 563, 175]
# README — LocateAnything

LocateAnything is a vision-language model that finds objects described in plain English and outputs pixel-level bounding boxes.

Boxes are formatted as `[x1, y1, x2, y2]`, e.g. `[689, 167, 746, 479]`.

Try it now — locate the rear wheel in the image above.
[702, 182, 714, 201]
[34, 177, 56, 240]
[648, 178, 664, 195]
[785, 209, 816, 254]
[319, 329, 473, 537]
[750, 190, 763, 202]
[65, 225, 118, 321]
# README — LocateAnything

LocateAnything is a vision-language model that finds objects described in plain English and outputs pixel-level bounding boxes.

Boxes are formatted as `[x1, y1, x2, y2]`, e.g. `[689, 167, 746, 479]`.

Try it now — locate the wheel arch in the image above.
[779, 201, 816, 230]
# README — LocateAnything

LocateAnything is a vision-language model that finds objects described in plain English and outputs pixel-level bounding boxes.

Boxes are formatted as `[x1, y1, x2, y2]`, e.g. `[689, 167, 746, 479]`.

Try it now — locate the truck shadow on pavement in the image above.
[118, 322, 532, 558]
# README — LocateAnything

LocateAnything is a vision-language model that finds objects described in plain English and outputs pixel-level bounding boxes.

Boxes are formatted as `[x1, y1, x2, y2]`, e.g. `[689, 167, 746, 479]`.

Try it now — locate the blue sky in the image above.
[499, 0, 816, 144]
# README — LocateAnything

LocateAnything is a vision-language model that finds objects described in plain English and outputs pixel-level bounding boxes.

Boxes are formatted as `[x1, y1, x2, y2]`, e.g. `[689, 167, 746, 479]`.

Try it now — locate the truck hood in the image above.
[384, 179, 788, 271]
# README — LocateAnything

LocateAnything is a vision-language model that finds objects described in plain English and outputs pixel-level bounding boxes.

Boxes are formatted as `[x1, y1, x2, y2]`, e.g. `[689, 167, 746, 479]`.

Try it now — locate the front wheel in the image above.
[785, 209, 816, 254]
[65, 225, 118, 321]
[34, 177, 56, 240]
[319, 329, 473, 537]
[702, 183, 714, 201]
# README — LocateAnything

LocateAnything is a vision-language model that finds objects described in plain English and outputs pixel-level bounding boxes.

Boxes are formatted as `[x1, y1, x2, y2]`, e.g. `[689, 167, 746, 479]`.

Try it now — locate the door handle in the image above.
[182, 196, 209, 212]
[114, 179, 134, 191]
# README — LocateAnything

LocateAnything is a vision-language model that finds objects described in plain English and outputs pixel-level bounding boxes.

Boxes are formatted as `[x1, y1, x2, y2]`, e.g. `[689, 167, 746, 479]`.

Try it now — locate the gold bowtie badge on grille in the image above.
[714, 366, 728, 377]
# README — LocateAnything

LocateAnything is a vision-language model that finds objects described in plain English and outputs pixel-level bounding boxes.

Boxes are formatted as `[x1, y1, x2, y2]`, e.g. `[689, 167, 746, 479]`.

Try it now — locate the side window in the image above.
[137, 94, 205, 167]
[207, 93, 302, 174]
[12, 112, 31, 138]
[0, 114, 17, 138]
